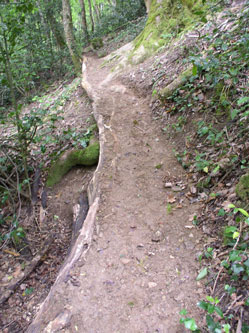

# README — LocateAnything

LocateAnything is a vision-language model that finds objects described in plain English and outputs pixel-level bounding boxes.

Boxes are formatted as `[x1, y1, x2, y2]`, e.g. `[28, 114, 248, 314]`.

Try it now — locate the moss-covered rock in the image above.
[46, 142, 99, 187]
[236, 173, 249, 203]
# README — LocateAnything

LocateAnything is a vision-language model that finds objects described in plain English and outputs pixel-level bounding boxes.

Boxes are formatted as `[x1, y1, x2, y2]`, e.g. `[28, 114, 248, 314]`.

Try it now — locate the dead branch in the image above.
[0, 236, 53, 306]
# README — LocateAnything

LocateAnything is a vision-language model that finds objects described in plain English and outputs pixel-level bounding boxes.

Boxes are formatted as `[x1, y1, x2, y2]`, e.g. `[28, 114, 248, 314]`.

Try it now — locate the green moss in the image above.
[46, 142, 99, 187]
[130, 0, 205, 64]
[236, 173, 249, 203]
[91, 38, 103, 50]
[159, 66, 192, 99]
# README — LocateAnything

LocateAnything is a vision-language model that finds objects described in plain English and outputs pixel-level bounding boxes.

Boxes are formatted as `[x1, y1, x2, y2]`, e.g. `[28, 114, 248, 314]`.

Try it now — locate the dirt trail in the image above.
[28, 56, 204, 333]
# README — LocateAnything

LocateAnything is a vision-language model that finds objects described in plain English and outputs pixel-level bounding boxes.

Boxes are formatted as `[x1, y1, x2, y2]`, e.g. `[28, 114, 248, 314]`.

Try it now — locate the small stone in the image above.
[120, 258, 131, 265]
[203, 225, 211, 234]
[219, 158, 230, 169]
[198, 93, 205, 101]
[20, 283, 26, 290]
[148, 282, 157, 288]
[151, 230, 164, 242]
[172, 186, 182, 192]
[184, 240, 195, 249]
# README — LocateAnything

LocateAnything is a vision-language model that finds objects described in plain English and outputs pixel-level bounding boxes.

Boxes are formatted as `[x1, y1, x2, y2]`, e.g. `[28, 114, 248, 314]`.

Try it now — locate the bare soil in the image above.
[0, 83, 96, 333]
[25, 55, 206, 332]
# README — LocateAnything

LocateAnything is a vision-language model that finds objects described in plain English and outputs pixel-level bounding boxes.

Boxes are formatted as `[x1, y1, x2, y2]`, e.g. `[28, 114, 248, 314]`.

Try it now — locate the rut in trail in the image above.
[28, 56, 204, 333]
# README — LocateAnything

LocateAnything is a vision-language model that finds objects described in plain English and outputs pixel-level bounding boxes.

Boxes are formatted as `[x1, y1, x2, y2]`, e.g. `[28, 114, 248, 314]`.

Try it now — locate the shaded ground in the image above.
[0, 83, 96, 332]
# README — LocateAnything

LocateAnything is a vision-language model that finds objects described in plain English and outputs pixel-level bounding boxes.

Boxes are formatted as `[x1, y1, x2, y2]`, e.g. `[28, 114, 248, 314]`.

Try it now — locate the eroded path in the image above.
[28, 57, 204, 333]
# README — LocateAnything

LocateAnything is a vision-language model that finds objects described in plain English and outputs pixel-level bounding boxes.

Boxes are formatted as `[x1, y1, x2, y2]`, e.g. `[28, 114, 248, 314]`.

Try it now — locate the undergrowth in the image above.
[156, 2, 248, 331]
[0, 79, 96, 248]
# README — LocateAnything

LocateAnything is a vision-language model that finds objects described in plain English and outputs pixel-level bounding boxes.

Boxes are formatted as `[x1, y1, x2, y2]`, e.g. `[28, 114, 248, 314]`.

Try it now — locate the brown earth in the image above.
[0, 83, 96, 333]
[26, 54, 206, 333]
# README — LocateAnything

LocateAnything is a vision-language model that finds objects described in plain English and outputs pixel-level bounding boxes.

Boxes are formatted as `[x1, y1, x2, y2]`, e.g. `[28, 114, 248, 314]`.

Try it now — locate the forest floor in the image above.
[1, 4, 248, 331]
[24, 54, 207, 332]
[0, 82, 97, 332]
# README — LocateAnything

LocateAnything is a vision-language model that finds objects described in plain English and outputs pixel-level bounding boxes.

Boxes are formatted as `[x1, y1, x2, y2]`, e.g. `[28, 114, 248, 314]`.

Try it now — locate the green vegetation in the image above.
[0, 77, 97, 247]
[236, 173, 249, 203]
[131, 0, 205, 63]
[0, 0, 248, 330]
[0, 0, 145, 251]
[0, 0, 146, 107]
[46, 141, 99, 187]
[152, 1, 249, 331]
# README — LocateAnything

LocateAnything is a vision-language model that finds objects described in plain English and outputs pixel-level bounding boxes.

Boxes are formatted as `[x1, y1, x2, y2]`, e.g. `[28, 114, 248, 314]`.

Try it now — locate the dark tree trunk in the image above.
[62, 0, 81, 73]
[79, 0, 89, 43]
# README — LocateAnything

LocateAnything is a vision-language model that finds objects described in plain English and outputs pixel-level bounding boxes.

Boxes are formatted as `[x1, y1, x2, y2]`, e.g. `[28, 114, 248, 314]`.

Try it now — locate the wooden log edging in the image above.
[26, 58, 105, 333]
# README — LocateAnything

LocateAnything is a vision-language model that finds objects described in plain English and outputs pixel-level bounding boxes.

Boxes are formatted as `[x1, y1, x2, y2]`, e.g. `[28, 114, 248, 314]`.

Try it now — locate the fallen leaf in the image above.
[190, 186, 197, 194]
[222, 201, 233, 212]
[4, 249, 20, 257]
[167, 194, 176, 203]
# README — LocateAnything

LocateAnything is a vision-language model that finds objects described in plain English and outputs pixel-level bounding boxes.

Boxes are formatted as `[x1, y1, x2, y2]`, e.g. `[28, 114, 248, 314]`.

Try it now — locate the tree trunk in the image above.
[92, 0, 100, 24]
[87, 0, 95, 33]
[43, 0, 66, 50]
[144, 0, 151, 13]
[36, 0, 50, 41]
[62, 0, 81, 73]
[47, 12, 66, 50]
[132, 0, 202, 64]
[79, 0, 89, 43]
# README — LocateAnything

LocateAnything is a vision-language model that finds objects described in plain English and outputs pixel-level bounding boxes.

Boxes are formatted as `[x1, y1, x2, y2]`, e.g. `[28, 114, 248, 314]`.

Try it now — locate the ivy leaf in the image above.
[232, 231, 240, 239]
[237, 208, 249, 217]
[192, 64, 198, 76]
[196, 267, 208, 281]
[206, 315, 221, 332]
[231, 108, 239, 120]
[203, 167, 208, 173]
[223, 324, 231, 333]
[183, 318, 199, 331]
[244, 259, 249, 268]
[231, 263, 244, 275]
[237, 96, 249, 106]
[214, 306, 224, 318]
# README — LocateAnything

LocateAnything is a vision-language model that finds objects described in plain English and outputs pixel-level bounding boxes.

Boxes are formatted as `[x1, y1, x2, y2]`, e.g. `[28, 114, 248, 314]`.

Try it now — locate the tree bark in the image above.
[79, 0, 89, 43]
[87, 0, 95, 33]
[43, 0, 66, 50]
[62, 0, 81, 73]
[133, 0, 202, 63]
[144, 0, 151, 13]
[92, 0, 100, 24]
